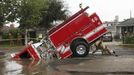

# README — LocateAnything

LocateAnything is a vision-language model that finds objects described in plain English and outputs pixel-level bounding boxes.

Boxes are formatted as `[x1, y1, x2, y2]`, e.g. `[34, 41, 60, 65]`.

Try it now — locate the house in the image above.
[103, 21, 117, 37]
[116, 18, 134, 39]
[102, 16, 119, 39]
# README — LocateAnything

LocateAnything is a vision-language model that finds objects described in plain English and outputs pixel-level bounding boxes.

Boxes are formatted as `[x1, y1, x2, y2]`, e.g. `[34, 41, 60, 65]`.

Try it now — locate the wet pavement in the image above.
[55, 56, 134, 75]
[0, 54, 62, 75]
[0, 46, 72, 75]
[0, 42, 134, 75]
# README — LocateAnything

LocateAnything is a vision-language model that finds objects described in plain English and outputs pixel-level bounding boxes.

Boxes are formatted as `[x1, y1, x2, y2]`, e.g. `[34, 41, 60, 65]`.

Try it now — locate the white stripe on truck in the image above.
[83, 24, 105, 39]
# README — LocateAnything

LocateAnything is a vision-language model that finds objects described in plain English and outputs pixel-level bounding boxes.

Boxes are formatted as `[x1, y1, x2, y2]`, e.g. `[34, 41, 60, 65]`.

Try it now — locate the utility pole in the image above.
[130, 10, 132, 18]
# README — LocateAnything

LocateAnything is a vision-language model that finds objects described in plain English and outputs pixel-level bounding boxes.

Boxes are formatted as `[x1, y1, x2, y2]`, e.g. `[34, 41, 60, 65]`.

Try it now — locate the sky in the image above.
[63, 0, 134, 22]
[5, 0, 134, 27]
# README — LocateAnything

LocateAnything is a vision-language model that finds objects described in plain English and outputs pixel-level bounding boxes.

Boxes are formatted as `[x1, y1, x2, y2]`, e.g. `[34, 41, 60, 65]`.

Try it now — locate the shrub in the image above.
[124, 36, 134, 44]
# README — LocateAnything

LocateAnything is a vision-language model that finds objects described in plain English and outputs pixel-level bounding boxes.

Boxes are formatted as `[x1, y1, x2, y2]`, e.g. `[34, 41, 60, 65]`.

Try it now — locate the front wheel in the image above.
[71, 41, 89, 57]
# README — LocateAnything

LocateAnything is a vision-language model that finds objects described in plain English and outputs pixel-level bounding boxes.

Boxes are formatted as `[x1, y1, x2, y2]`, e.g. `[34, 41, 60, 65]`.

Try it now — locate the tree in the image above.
[0, 0, 20, 36]
[17, 0, 48, 45]
[0, 0, 68, 45]
[19, 0, 47, 29]
[0, 0, 20, 25]
[0, 0, 68, 30]
[39, 0, 68, 29]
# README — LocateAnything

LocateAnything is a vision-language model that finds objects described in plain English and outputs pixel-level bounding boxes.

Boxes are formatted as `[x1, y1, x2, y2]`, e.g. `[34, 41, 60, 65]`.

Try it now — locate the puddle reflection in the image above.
[0, 48, 66, 75]
[3, 59, 54, 75]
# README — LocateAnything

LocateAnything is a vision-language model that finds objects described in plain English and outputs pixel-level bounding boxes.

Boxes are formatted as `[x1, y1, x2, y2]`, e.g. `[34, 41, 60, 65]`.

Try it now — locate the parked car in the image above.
[102, 32, 113, 42]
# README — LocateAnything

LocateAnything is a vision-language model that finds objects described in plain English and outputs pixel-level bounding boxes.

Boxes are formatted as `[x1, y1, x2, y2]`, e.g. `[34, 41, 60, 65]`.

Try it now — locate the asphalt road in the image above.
[49, 43, 134, 75]
[0, 42, 134, 75]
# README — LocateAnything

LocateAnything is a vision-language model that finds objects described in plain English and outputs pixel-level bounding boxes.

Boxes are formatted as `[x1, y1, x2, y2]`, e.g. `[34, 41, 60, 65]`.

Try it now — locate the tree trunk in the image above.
[25, 29, 28, 45]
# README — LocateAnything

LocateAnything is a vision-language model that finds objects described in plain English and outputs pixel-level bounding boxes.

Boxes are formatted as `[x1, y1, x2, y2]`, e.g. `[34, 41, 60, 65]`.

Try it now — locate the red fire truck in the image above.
[11, 6, 108, 60]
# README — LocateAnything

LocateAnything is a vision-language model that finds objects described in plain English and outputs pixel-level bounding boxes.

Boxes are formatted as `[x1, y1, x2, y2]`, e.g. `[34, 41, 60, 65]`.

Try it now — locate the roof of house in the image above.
[118, 18, 134, 26]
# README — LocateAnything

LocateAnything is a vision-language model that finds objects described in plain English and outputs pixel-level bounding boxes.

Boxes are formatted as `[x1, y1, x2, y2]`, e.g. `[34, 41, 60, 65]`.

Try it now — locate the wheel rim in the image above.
[76, 45, 86, 55]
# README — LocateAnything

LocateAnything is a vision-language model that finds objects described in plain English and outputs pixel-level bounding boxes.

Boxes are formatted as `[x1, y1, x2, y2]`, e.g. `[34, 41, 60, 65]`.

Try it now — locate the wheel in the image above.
[71, 41, 89, 57]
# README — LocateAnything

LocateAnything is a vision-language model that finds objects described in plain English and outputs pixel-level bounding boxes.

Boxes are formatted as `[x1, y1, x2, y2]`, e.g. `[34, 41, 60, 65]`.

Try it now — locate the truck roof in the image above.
[48, 6, 89, 35]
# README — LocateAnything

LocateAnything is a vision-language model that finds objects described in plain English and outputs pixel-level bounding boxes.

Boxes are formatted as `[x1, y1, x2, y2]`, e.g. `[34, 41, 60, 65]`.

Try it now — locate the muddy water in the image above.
[0, 49, 68, 75]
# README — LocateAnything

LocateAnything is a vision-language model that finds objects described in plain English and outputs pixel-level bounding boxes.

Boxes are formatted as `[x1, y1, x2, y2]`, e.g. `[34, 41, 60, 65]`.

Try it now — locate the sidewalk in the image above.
[103, 41, 134, 48]
[103, 41, 122, 46]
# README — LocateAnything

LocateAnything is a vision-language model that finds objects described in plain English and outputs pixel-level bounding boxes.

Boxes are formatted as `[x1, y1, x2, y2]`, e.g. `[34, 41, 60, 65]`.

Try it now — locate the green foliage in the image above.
[39, 0, 68, 29]
[19, 0, 47, 29]
[9, 28, 20, 38]
[1, 32, 9, 39]
[0, 0, 20, 25]
[0, 0, 68, 30]
[2, 28, 20, 39]
[124, 36, 134, 44]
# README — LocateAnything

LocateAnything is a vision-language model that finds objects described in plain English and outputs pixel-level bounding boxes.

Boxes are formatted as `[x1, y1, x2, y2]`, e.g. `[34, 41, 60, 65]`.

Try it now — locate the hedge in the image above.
[124, 36, 134, 44]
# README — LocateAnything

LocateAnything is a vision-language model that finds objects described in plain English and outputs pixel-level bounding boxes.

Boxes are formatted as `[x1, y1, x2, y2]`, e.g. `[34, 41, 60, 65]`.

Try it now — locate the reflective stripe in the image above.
[83, 24, 105, 39]
[31, 45, 41, 59]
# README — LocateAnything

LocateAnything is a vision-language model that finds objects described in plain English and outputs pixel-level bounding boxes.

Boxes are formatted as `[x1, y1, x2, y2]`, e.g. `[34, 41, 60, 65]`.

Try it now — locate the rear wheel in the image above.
[71, 41, 89, 57]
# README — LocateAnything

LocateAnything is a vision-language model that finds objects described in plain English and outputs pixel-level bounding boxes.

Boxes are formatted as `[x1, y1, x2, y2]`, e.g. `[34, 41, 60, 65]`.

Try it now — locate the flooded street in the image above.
[0, 43, 134, 75]
[0, 47, 59, 75]
[1, 59, 48, 75]
[0, 53, 69, 75]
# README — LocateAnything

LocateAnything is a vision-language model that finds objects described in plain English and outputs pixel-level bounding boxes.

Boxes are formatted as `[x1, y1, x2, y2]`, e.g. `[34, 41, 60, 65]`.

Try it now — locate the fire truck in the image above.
[11, 6, 108, 60]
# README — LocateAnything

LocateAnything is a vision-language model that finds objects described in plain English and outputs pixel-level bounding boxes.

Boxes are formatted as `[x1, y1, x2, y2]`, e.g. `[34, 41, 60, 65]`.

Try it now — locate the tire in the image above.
[71, 41, 89, 57]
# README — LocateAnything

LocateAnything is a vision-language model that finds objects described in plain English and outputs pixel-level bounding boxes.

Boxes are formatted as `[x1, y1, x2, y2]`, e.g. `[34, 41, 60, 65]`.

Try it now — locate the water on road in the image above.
[0, 43, 134, 75]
